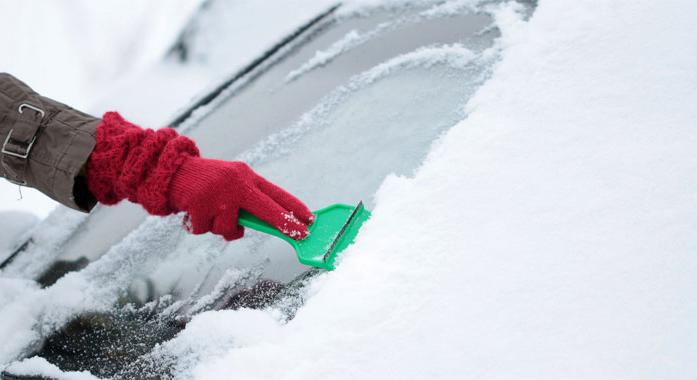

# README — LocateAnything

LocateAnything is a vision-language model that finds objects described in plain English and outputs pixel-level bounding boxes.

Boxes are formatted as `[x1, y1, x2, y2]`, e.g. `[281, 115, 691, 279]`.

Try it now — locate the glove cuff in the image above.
[86, 112, 200, 215]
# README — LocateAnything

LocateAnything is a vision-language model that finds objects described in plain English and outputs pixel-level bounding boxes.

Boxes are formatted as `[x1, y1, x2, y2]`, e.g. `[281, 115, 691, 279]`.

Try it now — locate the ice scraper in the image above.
[239, 202, 370, 270]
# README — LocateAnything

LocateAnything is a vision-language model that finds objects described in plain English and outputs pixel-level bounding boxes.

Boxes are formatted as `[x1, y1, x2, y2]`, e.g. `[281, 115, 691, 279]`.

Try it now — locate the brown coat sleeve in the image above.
[0, 73, 98, 212]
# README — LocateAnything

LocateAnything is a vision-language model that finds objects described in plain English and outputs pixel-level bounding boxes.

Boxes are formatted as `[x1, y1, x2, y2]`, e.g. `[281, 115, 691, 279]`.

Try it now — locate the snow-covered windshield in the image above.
[4, 0, 696, 379]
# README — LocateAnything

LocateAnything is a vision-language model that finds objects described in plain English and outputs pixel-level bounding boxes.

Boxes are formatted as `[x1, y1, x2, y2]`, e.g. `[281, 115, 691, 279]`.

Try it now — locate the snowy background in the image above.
[1, 0, 697, 379]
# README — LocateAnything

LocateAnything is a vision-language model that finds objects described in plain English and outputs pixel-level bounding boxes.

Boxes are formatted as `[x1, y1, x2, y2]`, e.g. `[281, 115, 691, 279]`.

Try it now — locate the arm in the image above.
[0, 73, 312, 241]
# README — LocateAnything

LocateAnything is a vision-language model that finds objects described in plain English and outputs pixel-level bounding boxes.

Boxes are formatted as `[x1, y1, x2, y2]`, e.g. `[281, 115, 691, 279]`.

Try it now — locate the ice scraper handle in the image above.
[238, 209, 302, 245]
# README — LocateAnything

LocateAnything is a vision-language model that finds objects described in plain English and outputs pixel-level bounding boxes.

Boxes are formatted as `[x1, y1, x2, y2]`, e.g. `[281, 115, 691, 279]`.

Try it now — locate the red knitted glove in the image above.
[86, 112, 313, 241]
[169, 157, 313, 241]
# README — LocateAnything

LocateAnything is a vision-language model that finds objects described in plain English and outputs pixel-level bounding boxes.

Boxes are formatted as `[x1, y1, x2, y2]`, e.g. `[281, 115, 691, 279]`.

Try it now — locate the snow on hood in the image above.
[161, 1, 697, 379]
[5, 357, 99, 380]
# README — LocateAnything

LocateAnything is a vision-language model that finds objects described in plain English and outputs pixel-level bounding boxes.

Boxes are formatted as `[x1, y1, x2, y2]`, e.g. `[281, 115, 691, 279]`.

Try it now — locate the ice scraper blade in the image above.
[238, 202, 370, 270]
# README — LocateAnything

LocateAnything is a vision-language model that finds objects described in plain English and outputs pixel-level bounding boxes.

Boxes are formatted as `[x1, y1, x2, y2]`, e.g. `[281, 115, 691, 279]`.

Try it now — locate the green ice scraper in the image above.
[238, 202, 371, 270]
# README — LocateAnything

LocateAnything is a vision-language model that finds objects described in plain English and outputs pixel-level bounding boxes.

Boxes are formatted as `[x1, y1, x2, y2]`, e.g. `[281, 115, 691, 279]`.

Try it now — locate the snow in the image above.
[419, 0, 477, 17]
[0, 211, 38, 263]
[148, 309, 283, 378]
[354, 43, 478, 83]
[285, 0, 480, 83]
[285, 29, 364, 82]
[5, 357, 99, 380]
[1, 207, 89, 279]
[169, 0, 697, 379]
[0, 215, 186, 367]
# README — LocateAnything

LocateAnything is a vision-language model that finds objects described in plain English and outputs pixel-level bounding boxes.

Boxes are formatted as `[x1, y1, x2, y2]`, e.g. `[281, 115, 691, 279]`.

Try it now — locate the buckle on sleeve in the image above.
[1, 103, 45, 159]
[2, 130, 37, 159]
[1, 103, 45, 185]
[18, 103, 46, 119]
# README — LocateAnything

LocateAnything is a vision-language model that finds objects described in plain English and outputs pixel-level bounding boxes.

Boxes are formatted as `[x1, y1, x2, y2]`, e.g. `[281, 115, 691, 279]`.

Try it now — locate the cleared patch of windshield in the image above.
[156, 6, 499, 304]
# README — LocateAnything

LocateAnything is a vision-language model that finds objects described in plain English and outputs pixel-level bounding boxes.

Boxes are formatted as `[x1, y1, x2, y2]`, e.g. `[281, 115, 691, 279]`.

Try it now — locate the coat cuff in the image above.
[50, 115, 99, 212]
